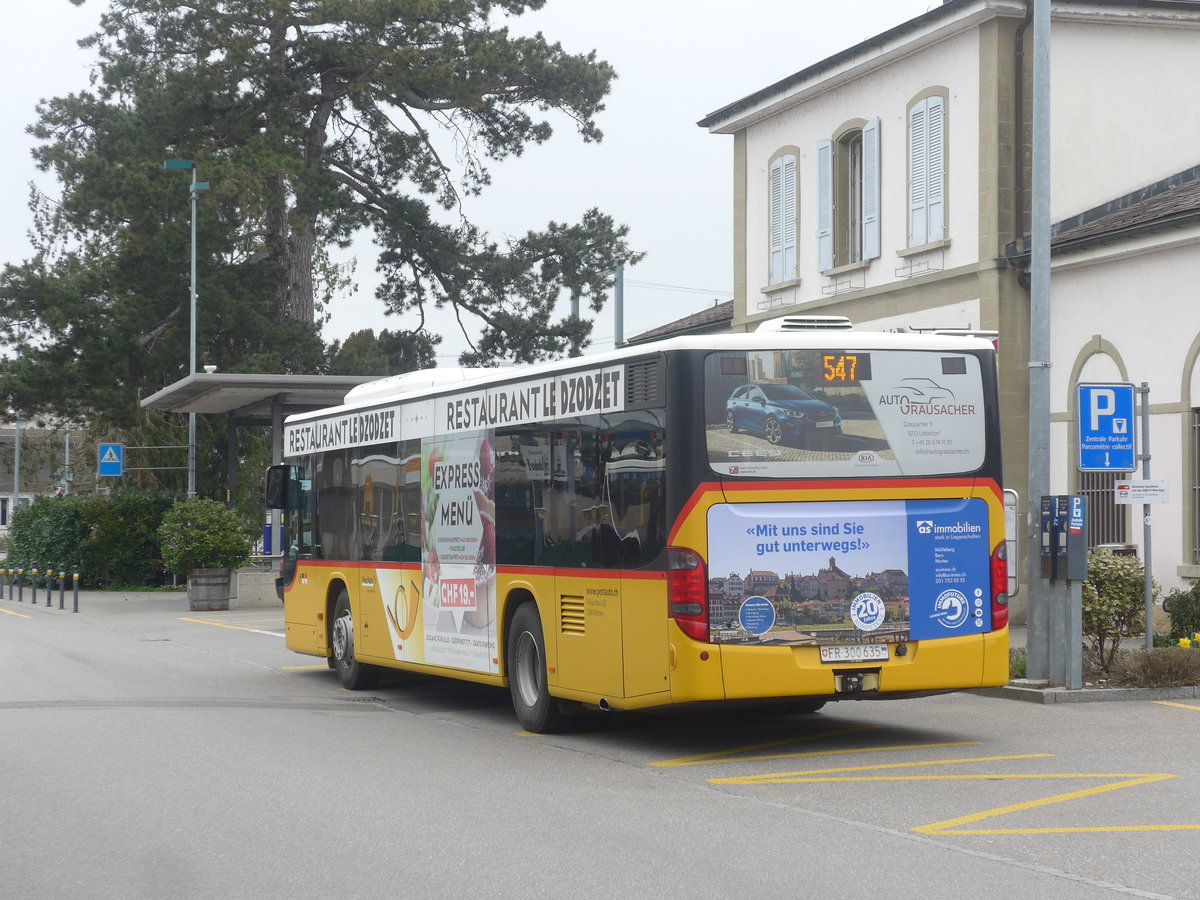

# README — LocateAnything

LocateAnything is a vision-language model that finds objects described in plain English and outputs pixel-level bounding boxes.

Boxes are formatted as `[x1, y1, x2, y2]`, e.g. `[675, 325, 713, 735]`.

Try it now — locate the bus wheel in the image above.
[331, 589, 379, 690]
[508, 603, 566, 733]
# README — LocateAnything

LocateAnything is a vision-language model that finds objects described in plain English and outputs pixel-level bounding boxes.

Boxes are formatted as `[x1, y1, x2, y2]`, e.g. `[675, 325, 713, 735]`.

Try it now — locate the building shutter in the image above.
[769, 154, 798, 284]
[817, 140, 833, 272]
[862, 117, 881, 260]
[769, 157, 784, 283]
[925, 96, 945, 242]
[908, 102, 928, 246]
[782, 154, 797, 279]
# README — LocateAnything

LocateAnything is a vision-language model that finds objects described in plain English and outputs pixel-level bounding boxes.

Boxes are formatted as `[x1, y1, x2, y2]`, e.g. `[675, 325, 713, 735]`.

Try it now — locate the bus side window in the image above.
[604, 413, 666, 569]
[494, 430, 538, 566]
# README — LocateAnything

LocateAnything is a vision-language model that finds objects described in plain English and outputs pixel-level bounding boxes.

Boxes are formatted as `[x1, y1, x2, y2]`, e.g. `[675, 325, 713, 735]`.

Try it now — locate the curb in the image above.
[974, 683, 1200, 704]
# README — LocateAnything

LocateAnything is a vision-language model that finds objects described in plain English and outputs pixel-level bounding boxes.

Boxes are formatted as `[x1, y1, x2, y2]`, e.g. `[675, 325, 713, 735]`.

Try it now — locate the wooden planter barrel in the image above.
[188, 567, 233, 611]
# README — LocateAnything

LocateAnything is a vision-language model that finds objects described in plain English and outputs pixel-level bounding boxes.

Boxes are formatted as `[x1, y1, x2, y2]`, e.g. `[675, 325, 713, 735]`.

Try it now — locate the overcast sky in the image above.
[1, 1, 938, 363]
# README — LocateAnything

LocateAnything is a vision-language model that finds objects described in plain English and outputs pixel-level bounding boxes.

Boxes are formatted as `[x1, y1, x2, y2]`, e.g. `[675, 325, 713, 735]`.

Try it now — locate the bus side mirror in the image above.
[266, 465, 298, 509]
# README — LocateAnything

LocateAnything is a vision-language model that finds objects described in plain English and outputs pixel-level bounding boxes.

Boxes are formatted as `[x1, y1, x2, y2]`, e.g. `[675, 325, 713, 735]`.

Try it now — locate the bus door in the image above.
[537, 427, 624, 698]
[607, 435, 668, 700]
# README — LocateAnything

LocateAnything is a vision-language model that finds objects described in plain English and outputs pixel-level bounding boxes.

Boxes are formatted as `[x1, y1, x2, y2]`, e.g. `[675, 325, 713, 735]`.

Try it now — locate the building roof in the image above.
[625, 300, 734, 345]
[699, 1, 1200, 133]
[1006, 164, 1200, 262]
[697, 1, 969, 130]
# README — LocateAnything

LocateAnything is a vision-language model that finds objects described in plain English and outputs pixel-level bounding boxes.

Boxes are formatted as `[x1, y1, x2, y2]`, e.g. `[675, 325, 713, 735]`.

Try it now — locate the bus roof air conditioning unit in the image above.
[756, 315, 854, 332]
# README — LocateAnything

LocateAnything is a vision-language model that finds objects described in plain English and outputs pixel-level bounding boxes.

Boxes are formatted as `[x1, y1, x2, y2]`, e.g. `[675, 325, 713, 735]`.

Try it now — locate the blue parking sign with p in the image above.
[98, 443, 124, 477]
[1077, 383, 1136, 472]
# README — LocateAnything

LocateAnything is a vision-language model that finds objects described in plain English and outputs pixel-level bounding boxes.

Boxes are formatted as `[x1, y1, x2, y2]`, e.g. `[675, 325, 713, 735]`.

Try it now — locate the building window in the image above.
[768, 152, 798, 284]
[908, 93, 946, 246]
[1193, 409, 1200, 563]
[1078, 469, 1127, 549]
[817, 118, 879, 271]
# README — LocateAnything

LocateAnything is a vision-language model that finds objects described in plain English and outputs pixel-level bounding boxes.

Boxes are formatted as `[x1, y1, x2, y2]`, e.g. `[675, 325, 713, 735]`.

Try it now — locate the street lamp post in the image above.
[164, 159, 208, 497]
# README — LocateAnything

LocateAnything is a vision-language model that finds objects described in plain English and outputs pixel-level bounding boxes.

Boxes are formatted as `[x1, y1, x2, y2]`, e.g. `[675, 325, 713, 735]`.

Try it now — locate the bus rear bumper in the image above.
[670, 627, 1010, 703]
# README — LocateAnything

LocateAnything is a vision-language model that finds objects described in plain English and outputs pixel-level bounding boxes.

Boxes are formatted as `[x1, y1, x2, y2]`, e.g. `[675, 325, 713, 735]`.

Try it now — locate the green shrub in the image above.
[1082, 550, 1158, 673]
[7, 497, 90, 577]
[158, 499, 252, 574]
[1009, 647, 1028, 680]
[1161, 581, 1200, 641]
[7, 490, 181, 587]
[83, 490, 178, 587]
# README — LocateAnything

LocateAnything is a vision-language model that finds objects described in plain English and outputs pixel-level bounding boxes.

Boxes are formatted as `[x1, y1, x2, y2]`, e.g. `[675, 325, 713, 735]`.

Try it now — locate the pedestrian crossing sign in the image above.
[98, 443, 124, 477]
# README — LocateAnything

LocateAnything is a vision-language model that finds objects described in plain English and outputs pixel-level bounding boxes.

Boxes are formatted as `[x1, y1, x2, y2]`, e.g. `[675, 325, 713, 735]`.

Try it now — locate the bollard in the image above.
[45, 567, 52, 607]
[72, 573, 80, 613]
[59, 570, 65, 610]
[0, 568, 5, 600]
[18, 569, 25, 603]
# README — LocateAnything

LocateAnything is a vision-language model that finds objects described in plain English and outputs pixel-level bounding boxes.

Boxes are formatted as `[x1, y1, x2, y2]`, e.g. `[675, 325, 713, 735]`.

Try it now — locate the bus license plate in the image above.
[820, 644, 889, 663]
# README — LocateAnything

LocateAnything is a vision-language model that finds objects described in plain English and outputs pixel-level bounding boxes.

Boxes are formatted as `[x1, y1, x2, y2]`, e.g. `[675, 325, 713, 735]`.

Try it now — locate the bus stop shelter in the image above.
[141, 372, 377, 553]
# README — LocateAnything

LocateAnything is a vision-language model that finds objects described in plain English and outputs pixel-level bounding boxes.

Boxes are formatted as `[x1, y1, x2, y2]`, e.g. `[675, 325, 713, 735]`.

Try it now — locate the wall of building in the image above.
[1051, 17, 1200, 219]
[739, 27, 982, 317]
[1047, 235, 1200, 591]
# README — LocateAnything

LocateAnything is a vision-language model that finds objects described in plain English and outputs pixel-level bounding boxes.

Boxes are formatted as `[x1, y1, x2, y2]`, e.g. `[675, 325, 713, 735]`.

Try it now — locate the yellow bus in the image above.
[266, 323, 1010, 732]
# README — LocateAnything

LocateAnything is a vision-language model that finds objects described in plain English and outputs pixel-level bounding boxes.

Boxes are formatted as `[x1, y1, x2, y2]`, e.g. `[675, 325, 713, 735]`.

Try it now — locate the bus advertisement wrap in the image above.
[706, 498, 990, 645]
[387, 429, 498, 673]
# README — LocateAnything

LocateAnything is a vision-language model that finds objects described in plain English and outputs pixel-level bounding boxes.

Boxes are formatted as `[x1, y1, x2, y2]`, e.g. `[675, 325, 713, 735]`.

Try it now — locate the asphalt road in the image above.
[2, 589, 1198, 899]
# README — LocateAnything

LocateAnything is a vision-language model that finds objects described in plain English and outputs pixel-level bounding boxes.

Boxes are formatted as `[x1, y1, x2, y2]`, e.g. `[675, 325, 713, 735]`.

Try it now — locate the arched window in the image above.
[817, 118, 879, 271]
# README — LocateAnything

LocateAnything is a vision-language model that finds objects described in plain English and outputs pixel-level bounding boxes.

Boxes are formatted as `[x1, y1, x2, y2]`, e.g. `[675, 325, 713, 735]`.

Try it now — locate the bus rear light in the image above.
[667, 547, 709, 642]
[990, 541, 1009, 630]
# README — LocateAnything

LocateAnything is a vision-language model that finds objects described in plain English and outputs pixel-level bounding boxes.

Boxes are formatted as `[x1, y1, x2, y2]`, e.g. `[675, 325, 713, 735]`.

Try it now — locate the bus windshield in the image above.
[705, 348, 986, 478]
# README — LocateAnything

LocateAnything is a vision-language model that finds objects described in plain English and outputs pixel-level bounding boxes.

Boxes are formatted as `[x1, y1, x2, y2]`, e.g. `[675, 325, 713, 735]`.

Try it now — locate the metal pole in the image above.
[12, 413, 20, 520]
[614, 262, 624, 349]
[59, 570, 65, 610]
[73, 573, 79, 613]
[1140, 383, 1154, 648]
[1025, 0, 1053, 681]
[188, 165, 198, 499]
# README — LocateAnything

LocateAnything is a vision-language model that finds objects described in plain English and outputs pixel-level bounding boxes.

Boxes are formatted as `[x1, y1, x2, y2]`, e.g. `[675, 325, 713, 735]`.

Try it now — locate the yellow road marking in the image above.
[651, 726, 880, 767]
[1154, 700, 1200, 711]
[1, 608, 33, 619]
[180, 616, 283, 635]
[914, 773, 1191, 835]
[665, 729, 1200, 835]
[712, 753, 1053, 784]
[653, 733, 982, 768]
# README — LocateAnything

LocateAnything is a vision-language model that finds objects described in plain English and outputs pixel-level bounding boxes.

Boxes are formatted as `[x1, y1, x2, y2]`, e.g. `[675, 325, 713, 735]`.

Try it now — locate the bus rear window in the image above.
[705, 349, 986, 478]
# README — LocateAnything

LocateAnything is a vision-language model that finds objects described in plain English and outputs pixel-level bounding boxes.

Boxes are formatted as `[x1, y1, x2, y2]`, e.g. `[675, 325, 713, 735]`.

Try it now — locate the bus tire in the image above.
[331, 588, 379, 690]
[507, 603, 566, 733]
